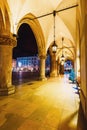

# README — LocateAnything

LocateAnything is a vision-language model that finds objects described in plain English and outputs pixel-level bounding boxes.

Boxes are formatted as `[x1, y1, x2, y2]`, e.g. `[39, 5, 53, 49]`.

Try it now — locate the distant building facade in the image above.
[12, 56, 39, 72]
[12, 55, 50, 73]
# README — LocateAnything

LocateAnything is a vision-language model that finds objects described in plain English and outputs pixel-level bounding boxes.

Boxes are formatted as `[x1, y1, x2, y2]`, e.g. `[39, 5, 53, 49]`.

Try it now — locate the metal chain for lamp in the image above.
[62, 37, 64, 56]
[52, 11, 58, 53]
[53, 11, 56, 44]
[61, 37, 65, 61]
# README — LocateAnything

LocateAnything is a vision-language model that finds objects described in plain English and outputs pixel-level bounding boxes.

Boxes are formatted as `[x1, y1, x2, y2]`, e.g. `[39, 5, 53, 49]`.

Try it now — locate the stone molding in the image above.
[0, 86, 15, 96]
[0, 35, 16, 47]
[39, 55, 46, 59]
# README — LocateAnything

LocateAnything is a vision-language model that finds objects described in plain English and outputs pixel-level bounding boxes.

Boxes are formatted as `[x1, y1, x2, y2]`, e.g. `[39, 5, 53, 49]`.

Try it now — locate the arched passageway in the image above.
[64, 60, 74, 74]
[13, 23, 38, 58]
[0, 0, 87, 128]
[0, 0, 87, 123]
[12, 23, 39, 85]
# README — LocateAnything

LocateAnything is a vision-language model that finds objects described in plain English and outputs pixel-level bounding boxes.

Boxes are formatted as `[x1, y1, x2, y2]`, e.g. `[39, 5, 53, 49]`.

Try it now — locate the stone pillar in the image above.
[79, 0, 87, 119]
[57, 58, 60, 75]
[60, 64, 64, 75]
[39, 55, 47, 80]
[50, 54, 57, 77]
[0, 35, 16, 95]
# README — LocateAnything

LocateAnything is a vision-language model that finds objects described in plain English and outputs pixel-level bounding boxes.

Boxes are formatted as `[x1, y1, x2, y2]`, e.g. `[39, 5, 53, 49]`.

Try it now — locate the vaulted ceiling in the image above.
[1, 0, 79, 60]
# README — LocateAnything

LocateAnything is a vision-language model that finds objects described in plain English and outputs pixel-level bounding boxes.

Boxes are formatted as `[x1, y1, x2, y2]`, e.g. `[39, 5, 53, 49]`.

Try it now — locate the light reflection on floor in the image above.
[0, 75, 86, 130]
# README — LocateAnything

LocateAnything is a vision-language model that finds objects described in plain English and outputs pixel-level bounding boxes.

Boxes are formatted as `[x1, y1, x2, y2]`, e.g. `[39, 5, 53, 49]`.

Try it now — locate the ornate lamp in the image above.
[52, 11, 58, 53]
[60, 37, 65, 64]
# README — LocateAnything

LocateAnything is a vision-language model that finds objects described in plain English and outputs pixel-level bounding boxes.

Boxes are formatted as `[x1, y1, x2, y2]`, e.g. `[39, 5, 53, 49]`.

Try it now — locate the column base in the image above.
[0, 86, 15, 96]
[50, 73, 57, 77]
[39, 76, 47, 81]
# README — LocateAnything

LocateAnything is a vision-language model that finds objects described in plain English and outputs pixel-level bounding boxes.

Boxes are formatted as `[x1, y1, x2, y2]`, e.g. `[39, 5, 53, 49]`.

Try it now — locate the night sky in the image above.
[13, 23, 38, 59]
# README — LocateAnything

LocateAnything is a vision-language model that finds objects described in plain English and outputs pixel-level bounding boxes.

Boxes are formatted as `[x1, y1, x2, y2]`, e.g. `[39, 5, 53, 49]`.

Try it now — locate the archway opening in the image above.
[64, 59, 74, 74]
[64, 59, 76, 83]
[45, 50, 51, 77]
[12, 23, 39, 85]
[59, 59, 73, 74]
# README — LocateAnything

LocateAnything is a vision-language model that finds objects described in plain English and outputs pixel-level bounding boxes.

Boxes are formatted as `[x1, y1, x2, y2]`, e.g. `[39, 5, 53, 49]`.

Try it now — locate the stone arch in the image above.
[0, 2, 11, 36]
[48, 37, 76, 60]
[0, 9, 4, 34]
[65, 57, 74, 64]
[17, 13, 46, 57]
[4, 7, 10, 33]
[57, 47, 75, 60]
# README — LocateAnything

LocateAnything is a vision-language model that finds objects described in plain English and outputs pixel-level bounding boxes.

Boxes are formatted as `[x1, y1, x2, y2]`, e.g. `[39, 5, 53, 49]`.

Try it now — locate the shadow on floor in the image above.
[56, 102, 87, 130]
[77, 102, 87, 130]
[57, 110, 78, 130]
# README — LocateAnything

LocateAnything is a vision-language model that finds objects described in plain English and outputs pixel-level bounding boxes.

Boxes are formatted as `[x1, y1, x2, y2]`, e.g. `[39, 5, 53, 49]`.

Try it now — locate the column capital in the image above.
[39, 55, 46, 59]
[0, 35, 17, 47]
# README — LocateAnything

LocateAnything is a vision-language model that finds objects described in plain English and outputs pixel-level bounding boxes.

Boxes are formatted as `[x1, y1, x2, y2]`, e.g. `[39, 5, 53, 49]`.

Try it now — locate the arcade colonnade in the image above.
[0, 0, 87, 122]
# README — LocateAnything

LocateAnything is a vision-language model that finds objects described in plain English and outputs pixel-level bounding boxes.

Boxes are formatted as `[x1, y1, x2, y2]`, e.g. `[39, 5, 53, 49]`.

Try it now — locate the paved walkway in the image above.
[0, 75, 87, 130]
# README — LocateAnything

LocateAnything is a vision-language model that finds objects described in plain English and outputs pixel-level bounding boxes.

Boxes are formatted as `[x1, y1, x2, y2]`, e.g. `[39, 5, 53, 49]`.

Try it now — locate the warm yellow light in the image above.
[52, 44, 57, 53]
[61, 60, 65, 65]
[77, 57, 80, 77]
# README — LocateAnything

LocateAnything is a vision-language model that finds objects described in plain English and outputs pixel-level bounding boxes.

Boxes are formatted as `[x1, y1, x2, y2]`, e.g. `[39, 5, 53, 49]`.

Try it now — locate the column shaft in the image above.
[50, 54, 57, 77]
[39, 56, 47, 80]
[0, 36, 16, 95]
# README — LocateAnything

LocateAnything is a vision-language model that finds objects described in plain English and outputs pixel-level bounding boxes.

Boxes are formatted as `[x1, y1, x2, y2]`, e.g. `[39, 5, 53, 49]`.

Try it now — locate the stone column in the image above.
[39, 55, 47, 80]
[79, 0, 87, 118]
[50, 54, 57, 77]
[57, 58, 60, 75]
[0, 35, 16, 95]
[60, 64, 64, 75]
